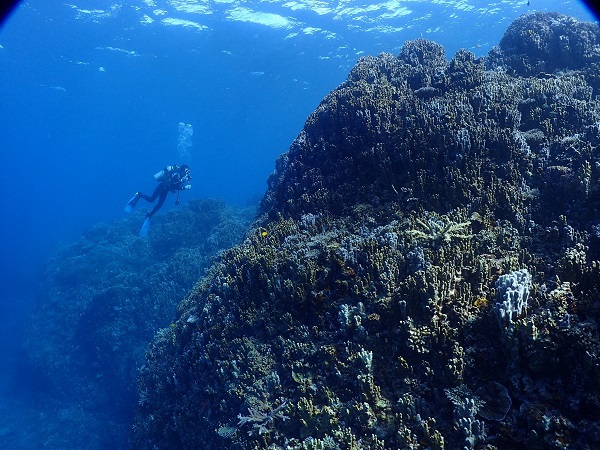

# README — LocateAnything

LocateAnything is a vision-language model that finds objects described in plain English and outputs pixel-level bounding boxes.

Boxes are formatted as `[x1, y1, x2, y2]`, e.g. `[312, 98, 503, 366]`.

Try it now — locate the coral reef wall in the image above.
[24, 199, 252, 448]
[132, 13, 600, 449]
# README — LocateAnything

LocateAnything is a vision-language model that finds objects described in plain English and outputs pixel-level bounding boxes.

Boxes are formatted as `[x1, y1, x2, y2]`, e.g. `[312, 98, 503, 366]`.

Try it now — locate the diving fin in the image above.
[124, 193, 139, 213]
[139, 217, 151, 237]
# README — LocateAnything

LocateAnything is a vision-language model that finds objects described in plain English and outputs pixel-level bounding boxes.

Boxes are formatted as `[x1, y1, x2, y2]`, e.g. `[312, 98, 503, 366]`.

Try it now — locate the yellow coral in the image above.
[473, 296, 489, 309]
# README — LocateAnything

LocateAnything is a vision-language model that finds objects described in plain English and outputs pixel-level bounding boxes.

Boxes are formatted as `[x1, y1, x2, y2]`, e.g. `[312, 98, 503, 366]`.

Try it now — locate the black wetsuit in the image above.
[134, 169, 188, 218]
[137, 183, 172, 218]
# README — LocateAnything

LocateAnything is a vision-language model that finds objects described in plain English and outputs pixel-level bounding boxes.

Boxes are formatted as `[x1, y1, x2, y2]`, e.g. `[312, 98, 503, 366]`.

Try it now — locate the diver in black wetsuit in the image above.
[124, 164, 191, 236]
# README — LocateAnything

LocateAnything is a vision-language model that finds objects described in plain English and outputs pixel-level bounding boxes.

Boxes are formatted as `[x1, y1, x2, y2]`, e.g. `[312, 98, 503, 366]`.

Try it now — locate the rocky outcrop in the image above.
[132, 13, 600, 449]
[493, 12, 600, 76]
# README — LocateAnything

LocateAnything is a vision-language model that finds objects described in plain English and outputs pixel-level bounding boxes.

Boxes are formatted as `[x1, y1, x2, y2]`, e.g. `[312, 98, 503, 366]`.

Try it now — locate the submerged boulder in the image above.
[132, 13, 600, 449]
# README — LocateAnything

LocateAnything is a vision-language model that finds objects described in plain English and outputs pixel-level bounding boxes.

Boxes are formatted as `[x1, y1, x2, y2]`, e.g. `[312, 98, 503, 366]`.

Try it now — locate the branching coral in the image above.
[237, 400, 289, 436]
[407, 216, 472, 244]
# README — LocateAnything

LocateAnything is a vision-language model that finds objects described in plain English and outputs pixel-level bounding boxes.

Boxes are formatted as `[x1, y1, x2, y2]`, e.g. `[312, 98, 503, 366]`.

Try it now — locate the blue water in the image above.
[0, 1, 597, 448]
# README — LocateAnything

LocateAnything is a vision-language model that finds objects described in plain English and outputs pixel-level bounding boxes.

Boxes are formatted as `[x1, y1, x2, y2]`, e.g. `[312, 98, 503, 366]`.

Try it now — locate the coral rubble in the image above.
[132, 13, 600, 449]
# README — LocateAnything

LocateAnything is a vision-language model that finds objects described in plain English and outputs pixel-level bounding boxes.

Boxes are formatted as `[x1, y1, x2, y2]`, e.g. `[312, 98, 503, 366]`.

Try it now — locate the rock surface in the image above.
[132, 13, 600, 449]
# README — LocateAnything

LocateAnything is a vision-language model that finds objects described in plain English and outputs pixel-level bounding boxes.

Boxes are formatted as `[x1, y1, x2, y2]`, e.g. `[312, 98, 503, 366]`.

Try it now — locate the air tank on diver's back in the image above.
[154, 165, 177, 181]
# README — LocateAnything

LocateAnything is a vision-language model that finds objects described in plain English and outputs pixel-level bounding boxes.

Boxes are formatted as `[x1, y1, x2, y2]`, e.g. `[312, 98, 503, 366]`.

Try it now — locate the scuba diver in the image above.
[125, 164, 192, 237]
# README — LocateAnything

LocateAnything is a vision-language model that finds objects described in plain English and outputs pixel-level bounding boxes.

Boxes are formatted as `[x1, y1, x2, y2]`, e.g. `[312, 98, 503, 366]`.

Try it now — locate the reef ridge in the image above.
[132, 13, 600, 449]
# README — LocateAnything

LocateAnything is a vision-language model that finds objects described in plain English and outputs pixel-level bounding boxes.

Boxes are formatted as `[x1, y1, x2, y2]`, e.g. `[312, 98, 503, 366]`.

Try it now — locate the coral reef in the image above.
[23, 198, 253, 447]
[492, 12, 600, 76]
[132, 13, 600, 449]
[494, 268, 531, 330]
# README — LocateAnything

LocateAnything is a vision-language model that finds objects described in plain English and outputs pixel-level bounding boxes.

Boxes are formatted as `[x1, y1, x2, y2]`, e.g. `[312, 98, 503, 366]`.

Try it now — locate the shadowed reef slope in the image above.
[23, 199, 252, 448]
[132, 13, 600, 449]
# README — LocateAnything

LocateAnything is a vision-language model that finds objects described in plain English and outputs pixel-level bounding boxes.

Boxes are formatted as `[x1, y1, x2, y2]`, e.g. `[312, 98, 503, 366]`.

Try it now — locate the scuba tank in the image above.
[154, 165, 178, 182]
